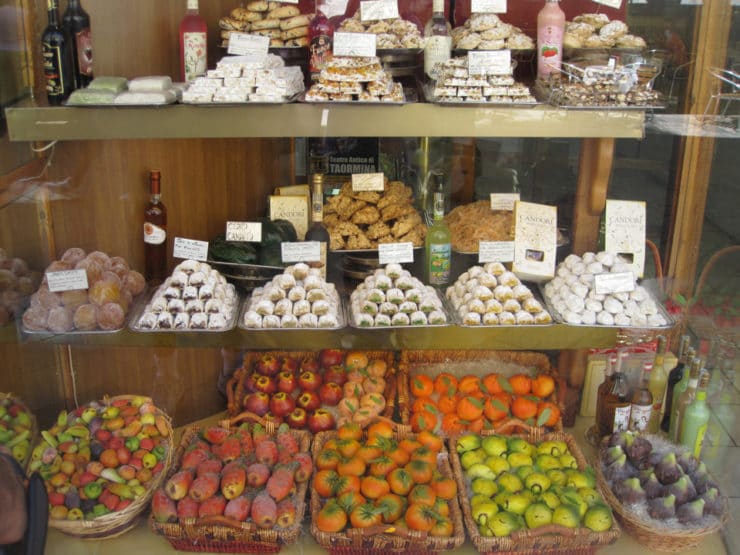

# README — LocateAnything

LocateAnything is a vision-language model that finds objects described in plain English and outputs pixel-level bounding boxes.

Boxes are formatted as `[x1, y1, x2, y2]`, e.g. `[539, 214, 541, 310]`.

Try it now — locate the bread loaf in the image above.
[247, 0, 268, 12]
[268, 5, 300, 19]
[282, 26, 308, 40]
[251, 18, 280, 30]
[280, 14, 312, 30]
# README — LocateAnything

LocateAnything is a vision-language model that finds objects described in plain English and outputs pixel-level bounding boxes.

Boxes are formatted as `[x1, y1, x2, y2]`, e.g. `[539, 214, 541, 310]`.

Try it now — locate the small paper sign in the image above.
[490, 193, 520, 211]
[594, 272, 635, 295]
[227, 33, 270, 56]
[281, 242, 321, 263]
[352, 173, 385, 192]
[378, 242, 414, 264]
[47, 269, 89, 293]
[174, 237, 209, 261]
[333, 32, 377, 58]
[360, 0, 399, 21]
[280, 0, 298, 3]
[225, 221, 262, 242]
[471, 0, 507, 13]
[478, 241, 515, 263]
[593, 0, 622, 8]
[469, 50, 511, 76]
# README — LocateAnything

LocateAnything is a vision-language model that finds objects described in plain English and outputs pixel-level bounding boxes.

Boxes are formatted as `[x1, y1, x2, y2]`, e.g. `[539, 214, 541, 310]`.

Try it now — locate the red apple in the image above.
[279, 356, 299, 375]
[255, 354, 280, 377]
[296, 390, 321, 412]
[95, 429, 112, 442]
[323, 365, 347, 386]
[319, 382, 343, 406]
[308, 409, 336, 433]
[254, 375, 277, 395]
[286, 407, 307, 429]
[269, 392, 296, 417]
[298, 370, 322, 392]
[244, 371, 262, 393]
[276, 371, 298, 394]
[300, 356, 320, 373]
[263, 413, 283, 427]
[319, 349, 344, 369]
[244, 392, 270, 416]
[108, 437, 124, 450]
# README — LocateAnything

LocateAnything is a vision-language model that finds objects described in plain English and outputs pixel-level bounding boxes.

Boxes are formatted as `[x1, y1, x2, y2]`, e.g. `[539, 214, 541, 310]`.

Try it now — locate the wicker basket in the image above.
[397, 350, 564, 435]
[47, 395, 174, 539]
[0, 392, 38, 472]
[150, 412, 310, 553]
[450, 420, 621, 555]
[595, 439, 729, 552]
[225, 350, 399, 422]
[309, 424, 466, 554]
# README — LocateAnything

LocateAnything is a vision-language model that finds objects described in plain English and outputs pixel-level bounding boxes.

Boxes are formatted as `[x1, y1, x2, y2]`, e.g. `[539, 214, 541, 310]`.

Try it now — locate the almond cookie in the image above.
[335, 221, 363, 237]
[366, 221, 392, 240]
[599, 20, 628, 41]
[268, 5, 300, 19]
[231, 7, 263, 22]
[336, 196, 366, 220]
[323, 213, 340, 228]
[351, 205, 381, 225]
[285, 37, 309, 47]
[469, 13, 501, 32]
[565, 21, 595, 39]
[573, 13, 609, 30]
[282, 26, 309, 40]
[391, 212, 422, 237]
[329, 230, 345, 250]
[251, 18, 280, 30]
[347, 233, 373, 250]
[247, 0, 269, 12]
[280, 14, 312, 30]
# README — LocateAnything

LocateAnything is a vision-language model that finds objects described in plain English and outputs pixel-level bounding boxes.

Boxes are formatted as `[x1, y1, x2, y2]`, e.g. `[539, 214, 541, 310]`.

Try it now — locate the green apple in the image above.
[508, 452, 533, 469]
[466, 463, 497, 481]
[481, 435, 508, 457]
[535, 454, 561, 471]
[507, 437, 534, 456]
[583, 503, 613, 532]
[524, 472, 551, 494]
[516, 464, 535, 481]
[461, 449, 486, 470]
[503, 492, 532, 515]
[537, 440, 568, 457]
[472, 501, 499, 525]
[470, 493, 493, 509]
[552, 504, 581, 528]
[524, 502, 553, 529]
[577, 487, 603, 507]
[457, 433, 482, 453]
[540, 490, 561, 510]
[566, 468, 595, 489]
[546, 468, 567, 486]
[488, 510, 521, 537]
[497, 472, 523, 493]
[471, 478, 498, 497]
[485, 455, 510, 476]
[559, 453, 578, 469]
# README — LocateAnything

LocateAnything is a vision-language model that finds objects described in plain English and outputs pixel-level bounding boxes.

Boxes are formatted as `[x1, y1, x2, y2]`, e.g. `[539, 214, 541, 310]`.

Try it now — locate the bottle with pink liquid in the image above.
[537, 0, 565, 80]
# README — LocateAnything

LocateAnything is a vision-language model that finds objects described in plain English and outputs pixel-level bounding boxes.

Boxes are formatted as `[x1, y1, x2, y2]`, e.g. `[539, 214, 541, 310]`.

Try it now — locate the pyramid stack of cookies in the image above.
[304, 56, 405, 102]
[219, 1, 313, 49]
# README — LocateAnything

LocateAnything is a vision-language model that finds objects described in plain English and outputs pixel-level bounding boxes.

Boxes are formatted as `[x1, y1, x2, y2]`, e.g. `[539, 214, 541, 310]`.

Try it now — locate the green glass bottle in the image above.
[667, 347, 695, 437]
[679, 372, 710, 457]
[670, 357, 701, 442]
[424, 171, 451, 287]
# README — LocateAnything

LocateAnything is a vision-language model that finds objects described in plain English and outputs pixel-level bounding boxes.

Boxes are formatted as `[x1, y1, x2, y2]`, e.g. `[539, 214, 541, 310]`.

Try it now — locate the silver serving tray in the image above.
[238, 293, 345, 331]
[129, 290, 241, 333]
[347, 288, 451, 329]
[448, 285, 554, 328]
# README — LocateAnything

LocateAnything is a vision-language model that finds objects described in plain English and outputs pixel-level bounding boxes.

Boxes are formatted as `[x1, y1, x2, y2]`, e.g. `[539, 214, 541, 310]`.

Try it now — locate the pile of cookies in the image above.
[323, 179, 426, 250]
[336, 12, 424, 49]
[445, 201, 514, 252]
[304, 56, 405, 102]
[219, 1, 313, 48]
[430, 56, 535, 103]
[564, 14, 646, 50]
[451, 13, 535, 51]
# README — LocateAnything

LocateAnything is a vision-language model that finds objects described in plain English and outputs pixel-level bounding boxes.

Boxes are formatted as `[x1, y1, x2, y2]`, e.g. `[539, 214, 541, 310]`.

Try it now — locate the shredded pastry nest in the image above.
[445, 200, 514, 252]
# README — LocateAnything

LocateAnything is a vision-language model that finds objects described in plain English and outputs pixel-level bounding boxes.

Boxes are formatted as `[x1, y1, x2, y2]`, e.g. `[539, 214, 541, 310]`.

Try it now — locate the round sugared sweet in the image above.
[73, 304, 98, 331]
[109, 256, 130, 279]
[100, 270, 122, 288]
[22, 306, 48, 331]
[45, 260, 71, 273]
[61, 289, 88, 311]
[75, 258, 104, 284]
[122, 270, 145, 296]
[96, 302, 125, 331]
[88, 279, 121, 306]
[119, 289, 133, 313]
[35, 287, 62, 310]
[60, 247, 86, 266]
[86, 250, 111, 269]
[47, 306, 74, 333]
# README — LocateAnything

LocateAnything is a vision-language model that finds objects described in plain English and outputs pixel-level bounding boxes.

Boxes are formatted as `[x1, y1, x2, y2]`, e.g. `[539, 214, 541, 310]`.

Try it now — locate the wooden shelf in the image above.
[5, 101, 646, 141]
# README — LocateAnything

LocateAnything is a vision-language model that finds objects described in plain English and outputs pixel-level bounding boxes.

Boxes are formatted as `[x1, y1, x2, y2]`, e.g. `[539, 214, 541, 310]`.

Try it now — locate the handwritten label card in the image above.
[227, 33, 270, 57]
[352, 173, 385, 192]
[281, 242, 321, 263]
[594, 272, 635, 295]
[174, 238, 209, 261]
[490, 193, 520, 211]
[333, 32, 377, 57]
[593, 0, 622, 8]
[471, 0, 507, 13]
[469, 50, 511, 76]
[479, 241, 515, 263]
[225, 222, 262, 242]
[47, 269, 89, 293]
[378, 242, 413, 264]
[360, 0, 399, 21]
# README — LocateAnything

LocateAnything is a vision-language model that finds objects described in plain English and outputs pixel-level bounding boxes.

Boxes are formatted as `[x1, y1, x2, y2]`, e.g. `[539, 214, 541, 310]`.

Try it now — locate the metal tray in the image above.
[129, 290, 241, 333]
[298, 92, 407, 105]
[183, 93, 301, 106]
[347, 288, 451, 329]
[448, 285, 554, 328]
[238, 294, 345, 331]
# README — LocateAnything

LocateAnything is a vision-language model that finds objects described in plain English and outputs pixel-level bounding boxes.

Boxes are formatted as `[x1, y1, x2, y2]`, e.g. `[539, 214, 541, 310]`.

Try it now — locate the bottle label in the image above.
[183, 31, 207, 81]
[424, 36, 452, 77]
[42, 42, 65, 95]
[144, 223, 166, 245]
[309, 34, 332, 76]
[693, 423, 707, 458]
[312, 198, 323, 223]
[428, 243, 451, 285]
[629, 404, 652, 432]
[537, 25, 563, 77]
[75, 28, 93, 76]
[613, 405, 631, 432]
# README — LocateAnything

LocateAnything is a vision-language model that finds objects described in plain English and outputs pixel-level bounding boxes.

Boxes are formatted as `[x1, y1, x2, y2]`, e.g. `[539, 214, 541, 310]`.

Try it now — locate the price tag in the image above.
[360, 0, 399, 21]
[490, 193, 520, 211]
[333, 32, 377, 58]
[324, 0, 351, 18]
[593, 0, 622, 8]
[378, 242, 414, 265]
[225, 221, 262, 242]
[478, 241, 515, 263]
[227, 33, 270, 56]
[280, 0, 298, 3]
[174, 238, 209, 261]
[351, 173, 385, 192]
[594, 272, 635, 295]
[469, 50, 511, 76]
[47, 269, 88, 293]
[471, 0, 507, 13]
[281, 242, 321, 263]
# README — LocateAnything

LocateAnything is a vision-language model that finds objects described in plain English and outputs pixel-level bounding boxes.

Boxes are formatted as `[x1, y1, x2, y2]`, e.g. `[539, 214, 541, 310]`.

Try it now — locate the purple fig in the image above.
[655, 452, 682, 485]
[700, 487, 724, 517]
[648, 494, 676, 520]
[677, 498, 705, 524]
[614, 477, 646, 505]
[665, 475, 696, 506]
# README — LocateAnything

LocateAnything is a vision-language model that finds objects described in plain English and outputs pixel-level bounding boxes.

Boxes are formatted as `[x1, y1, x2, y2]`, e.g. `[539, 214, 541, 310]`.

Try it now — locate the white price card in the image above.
[469, 50, 511, 76]
[280, 0, 298, 3]
[281, 242, 321, 263]
[360, 0, 399, 21]
[478, 241, 515, 263]
[226, 221, 262, 242]
[593, 0, 622, 8]
[174, 237, 209, 261]
[47, 269, 89, 293]
[471, 0, 507, 13]
[352, 173, 385, 192]
[378, 242, 414, 265]
[490, 193, 520, 211]
[227, 33, 270, 57]
[333, 32, 377, 58]
[594, 272, 635, 295]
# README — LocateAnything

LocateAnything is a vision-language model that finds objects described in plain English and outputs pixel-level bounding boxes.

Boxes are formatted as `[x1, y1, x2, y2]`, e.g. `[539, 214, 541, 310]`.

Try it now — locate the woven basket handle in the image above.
[690, 245, 740, 303]
[493, 418, 534, 435]
[219, 411, 275, 434]
[348, 524, 427, 540]
[510, 523, 578, 539]
[225, 366, 246, 415]
[194, 515, 254, 532]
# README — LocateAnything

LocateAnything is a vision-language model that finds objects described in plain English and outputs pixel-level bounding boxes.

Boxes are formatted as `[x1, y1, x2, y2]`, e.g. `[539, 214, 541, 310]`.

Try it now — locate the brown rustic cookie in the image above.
[351, 206, 381, 225]
[335, 221, 363, 237]
[329, 230, 345, 250]
[347, 233, 373, 250]
[391, 212, 422, 238]
[366, 221, 391, 240]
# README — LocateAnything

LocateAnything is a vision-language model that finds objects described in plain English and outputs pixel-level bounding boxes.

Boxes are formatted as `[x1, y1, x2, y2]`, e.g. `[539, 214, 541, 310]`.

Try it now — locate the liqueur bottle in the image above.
[309, 8, 333, 81]
[180, 0, 207, 82]
[305, 172, 329, 279]
[661, 336, 691, 432]
[41, 0, 74, 105]
[670, 358, 701, 442]
[536, 0, 565, 80]
[424, 171, 451, 286]
[603, 350, 631, 434]
[62, 0, 92, 88]
[596, 354, 618, 438]
[144, 170, 168, 285]
[629, 363, 653, 432]
[424, 0, 451, 80]
[679, 371, 710, 457]
[647, 336, 667, 432]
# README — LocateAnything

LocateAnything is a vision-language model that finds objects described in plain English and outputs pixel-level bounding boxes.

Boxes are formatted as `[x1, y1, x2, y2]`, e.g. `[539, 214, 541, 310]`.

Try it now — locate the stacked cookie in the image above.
[323, 180, 426, 250]
[304, 56, 405, 102]
[431, 56, 535, 103]
[564, 14, 646, 50]
[451, 13, 534, 51]
[336, 12, 424, 49]
[219, 1, 313, 48]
